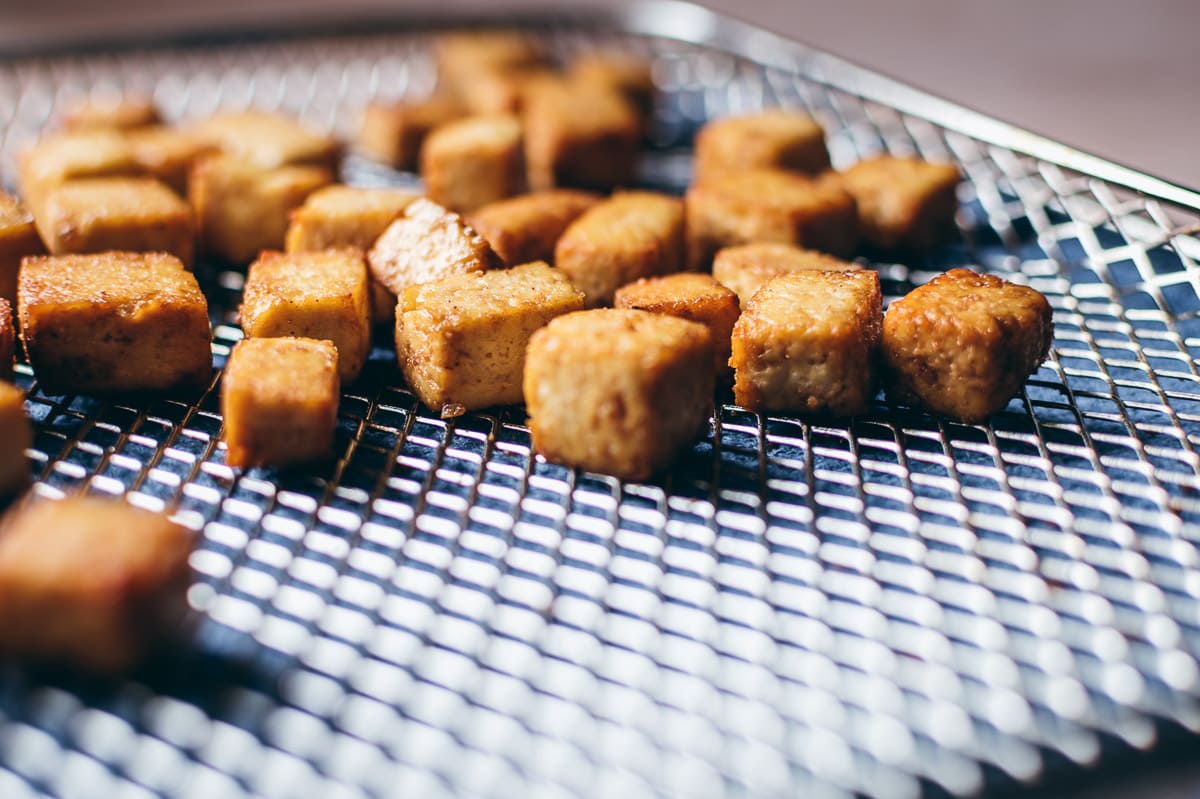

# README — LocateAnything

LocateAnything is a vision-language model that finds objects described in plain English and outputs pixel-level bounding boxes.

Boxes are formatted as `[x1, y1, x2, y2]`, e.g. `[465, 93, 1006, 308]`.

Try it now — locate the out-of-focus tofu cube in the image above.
[0, 192, 44, 304]
[18, 130, 140, 206]
[839, 155, 961, 251]
[731, 270, 882, 416]
[221, 336, 340, 469]
[524, 308, 713, 481]
[523, 79, 640, 191]
[555, 190, 684, 307]
[125, 125, 217, 195]
[614, 273, 739, 378]
[457, 67, 561, 116]
[570, 51, 656, 120]
[367, 198, 501, 295]
[0, 497, 193, 671]
[882, 268, 1053, 422]
[694, 110, 829, 182]
[466, 189, 599, 267]
[685, 169, 857, 270]
[712, 242, 861, 306]
[421, 113, 526, 213]
[0, 299, 14, 381]
[191, 111, 340, 171]
[240, 249, 371, 381]
[358, 98, 463, 170]
[32, 177, 195, 267]
[285, 185, 418, 253]
[435, 30, 547, 103]
[0, 381, 29, 497]
[60, 95, 160, 131]
[190, 155, 332, 263]
[396, 261, 583, 413]
[18, 252, 212, 395]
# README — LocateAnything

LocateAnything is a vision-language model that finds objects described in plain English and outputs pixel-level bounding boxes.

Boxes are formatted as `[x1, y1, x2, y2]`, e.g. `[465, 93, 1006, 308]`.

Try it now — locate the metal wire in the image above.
[2, 10, 1200, 799]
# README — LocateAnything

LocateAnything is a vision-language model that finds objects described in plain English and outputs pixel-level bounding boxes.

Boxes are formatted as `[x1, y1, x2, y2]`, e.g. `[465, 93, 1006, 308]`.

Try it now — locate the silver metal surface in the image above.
[3, 5, 1200, 798]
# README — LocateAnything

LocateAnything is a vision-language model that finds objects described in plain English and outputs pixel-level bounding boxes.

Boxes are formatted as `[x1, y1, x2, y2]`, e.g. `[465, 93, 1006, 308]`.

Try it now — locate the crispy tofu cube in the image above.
[358, 98, 463, 170]
[190, 155, 332, 264]
[712, 242, 861, 307]
[524, 309, 713, 481]
[240, 249, 371, 381]
[0, 497, 193, 671]
[0, 299, 13, 381]
[523, 79, 640, 191]
[731, 270, 882, 416]
[555, 191, 684, 307]
[221, 336, 340, 469]
[457, 67, 562, 116]
[125, 125, 217, 195]
[466, 189, 599, 267]
[18, 252, 212, 395]
[0, 192, 44, 304]
[0, 382, 29, 497]
[685, 169, 857, 270]
[882, 268, 1053, 422]
[694, 111, 829, 182]
[33, 177, 195, 267]
[570, 51, 656, 119]
[370, 279, 397, 328]
[285, 185, 418, 253]
[396, 261, 583, 413]
[614, 273, 739, 377]
[60, 95, 160, 131]
[421, 114, 526, 213]
[191, 111, 340, 171]
[18, 129, 140, 206]
[367, 198, 501, 295]
[839, 155, 961, 251]
[435, 30, 547, 102]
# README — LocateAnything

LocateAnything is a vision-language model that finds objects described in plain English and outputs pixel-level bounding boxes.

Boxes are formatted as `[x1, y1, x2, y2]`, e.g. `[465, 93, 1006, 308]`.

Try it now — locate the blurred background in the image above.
[3, 0, 1198, 188]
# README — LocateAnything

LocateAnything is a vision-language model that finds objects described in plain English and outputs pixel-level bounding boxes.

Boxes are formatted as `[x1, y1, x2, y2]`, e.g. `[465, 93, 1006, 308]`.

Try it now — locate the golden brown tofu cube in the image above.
[694, 110, 829, 182]
[396, 261, 583, 414]
[435, 30, 547, 102]
[712, 242, 861, 307]
[240, 249, 371, 381]
[523, 79, 640, 192]
[614, 273, 739, 378]
[358, 98, 463, 170]
[191, 111, 340, 171]
[190, 155, 333, 264]
[285, 185, 418, 253]
[524, 309, 713, 481]
[882, 268, 1053, 423]
[0, 192, 44, 304]
[221, 336, 340, 469]
[0, 382, 30, 497]
[0, 299, 13, 381]
[369, 279, 397, 328]
[457, 67, 562, 116]
[125, 125, 217, 195]
[555, 191, 685, 307]
[840, 155, 961, 252]
[570, 51, 656, 120]
[685, 169, 857, 270]
[33, 177, 195, 268]
[466, 189, 600, 267]
[367, 198, 501, 296]
[60, 95, 160, 131]
[421, 114, 526, 213]
[0, 497, 193, 671]
[18, 252, 212, 395]
[18, 129, 140, 206]
[731, 270, 882, 416]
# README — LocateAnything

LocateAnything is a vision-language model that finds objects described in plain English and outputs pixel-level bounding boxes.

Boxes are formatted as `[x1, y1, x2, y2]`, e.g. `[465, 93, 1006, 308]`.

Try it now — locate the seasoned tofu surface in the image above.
[286, 185, 419, 251]
[191, 110, 340, 170]
[421, 113, 526, 213]
[467, 189, 600, 267]
[694, 110, 830, 181]
[367, 198, 500, 295]
[712, 242, 860, 306]
[0, 192, 43, 303]
[614, 272, 740, 377]
[19, 251, 203, 307]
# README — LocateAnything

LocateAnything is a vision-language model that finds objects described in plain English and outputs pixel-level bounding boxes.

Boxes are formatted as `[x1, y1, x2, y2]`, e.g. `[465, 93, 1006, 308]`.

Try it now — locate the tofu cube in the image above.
[18, 129, 140, 206]
[358, 98, 463, 170]
[395, 261, 584, 413]
[0, 497, 193, 671]
[33, 177, 195, 267]
[882, 268, 1053, 422]
[221, 336, 340, 469]
[712, 242, 861, 307]
[190, 155, 332, 264]
[435, 30, 547, 103]
[125, 125, 217, 195]
[0, 299, 14, 381]
[555, 190, 685, 307]
[60, 95, 160, 131]
[466, 189, 600, 267]
[285, 185, 418, 253]
[367, 198, 501, 295]
[570, 51, 656, 120]
[694, 110, 830, 182]
[614, 273, 739, 377]
[523, 79, 640, 191]
[685, 169, 857, 270]
[524, 308, 714, 481]
[457, 67, 562, 116]
[18, 252, 212, 395]
[240, 249, 371, 381]
[0, 192, 44, 304]
[0, 382, 30, 497]
[839, 155, 961, 251]
[731, 270, 882, 416]
[191, 110, 340, 171]
[421, 113, 526, 213]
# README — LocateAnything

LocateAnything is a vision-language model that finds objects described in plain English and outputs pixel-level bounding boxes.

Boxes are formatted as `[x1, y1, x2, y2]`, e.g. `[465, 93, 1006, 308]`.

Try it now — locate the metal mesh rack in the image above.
[3, 3, 1200, 797]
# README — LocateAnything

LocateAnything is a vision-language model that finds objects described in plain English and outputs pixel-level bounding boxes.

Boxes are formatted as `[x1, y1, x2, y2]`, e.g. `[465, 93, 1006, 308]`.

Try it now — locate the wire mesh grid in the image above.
[2, 8, 1200, 799]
